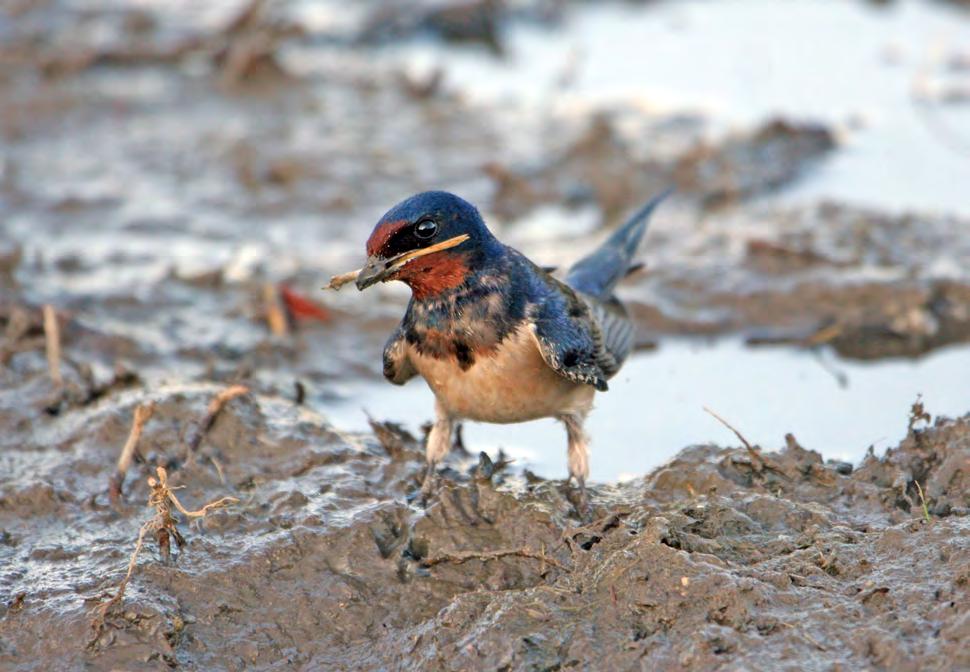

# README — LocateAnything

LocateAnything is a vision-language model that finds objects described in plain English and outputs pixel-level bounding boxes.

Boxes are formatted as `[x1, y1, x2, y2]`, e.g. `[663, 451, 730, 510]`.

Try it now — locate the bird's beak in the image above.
[355, 255, 390, 290]
[355, 234, 470, 291]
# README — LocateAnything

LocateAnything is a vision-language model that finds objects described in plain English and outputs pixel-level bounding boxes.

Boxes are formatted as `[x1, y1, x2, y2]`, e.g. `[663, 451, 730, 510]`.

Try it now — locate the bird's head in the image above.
[356, 191, 497, 299]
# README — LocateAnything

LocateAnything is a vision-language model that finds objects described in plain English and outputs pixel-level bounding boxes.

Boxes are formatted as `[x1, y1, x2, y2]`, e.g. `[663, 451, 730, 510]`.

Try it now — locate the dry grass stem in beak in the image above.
[323, 269, 361, 291]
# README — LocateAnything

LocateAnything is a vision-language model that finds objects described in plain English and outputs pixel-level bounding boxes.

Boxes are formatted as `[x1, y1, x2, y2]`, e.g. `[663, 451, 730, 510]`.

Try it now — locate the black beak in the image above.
[355, 256, 389, 291]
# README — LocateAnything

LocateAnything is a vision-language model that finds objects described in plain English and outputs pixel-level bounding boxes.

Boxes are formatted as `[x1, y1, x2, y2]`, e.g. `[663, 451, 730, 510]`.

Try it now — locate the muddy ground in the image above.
[2, 1, 970, 670]
[1, 381, 968, 670]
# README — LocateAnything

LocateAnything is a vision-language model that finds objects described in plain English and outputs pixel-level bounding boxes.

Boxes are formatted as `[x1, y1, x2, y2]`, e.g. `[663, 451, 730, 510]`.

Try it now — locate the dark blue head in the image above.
[356, 191, 499, 299]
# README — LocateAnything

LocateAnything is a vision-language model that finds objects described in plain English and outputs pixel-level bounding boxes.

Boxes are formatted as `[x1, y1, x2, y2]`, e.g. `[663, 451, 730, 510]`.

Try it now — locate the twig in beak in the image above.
[323, 269, 361, 291]
[390, 233, 471, 267]
[323, 233, 470, 291]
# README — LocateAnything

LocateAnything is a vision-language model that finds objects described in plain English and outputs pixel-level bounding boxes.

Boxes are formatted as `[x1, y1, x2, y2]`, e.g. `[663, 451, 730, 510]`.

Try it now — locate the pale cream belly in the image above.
[407, 326, 595, 423]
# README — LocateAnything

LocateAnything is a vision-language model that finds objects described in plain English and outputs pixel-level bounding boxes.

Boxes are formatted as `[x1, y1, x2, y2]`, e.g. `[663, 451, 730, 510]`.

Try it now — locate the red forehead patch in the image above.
[366, 219, 408, 257]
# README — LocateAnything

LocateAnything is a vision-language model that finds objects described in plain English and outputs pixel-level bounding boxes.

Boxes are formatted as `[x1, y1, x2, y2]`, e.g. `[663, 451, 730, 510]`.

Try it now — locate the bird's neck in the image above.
[397, 251, 473, 301]
[406, 257, 525, 360]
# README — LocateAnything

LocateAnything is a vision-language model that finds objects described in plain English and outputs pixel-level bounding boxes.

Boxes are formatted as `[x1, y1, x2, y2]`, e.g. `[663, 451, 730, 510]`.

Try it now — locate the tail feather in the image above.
[566, 189, 672, 299]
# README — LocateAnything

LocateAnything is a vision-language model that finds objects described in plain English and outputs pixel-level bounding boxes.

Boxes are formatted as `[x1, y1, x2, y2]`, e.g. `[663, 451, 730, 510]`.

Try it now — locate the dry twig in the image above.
[322, 269, 360, 291]
[262, 282, 289, 337]
[185, 384, 249, 456]
[802, 321, 842, 347]
[42, 304, 62, 385]
[109, 402, 156, 504]
[420, 547, 571, 572]
[914, 480, 932, 523]
[704, 406, 755, 452]
[704, 406, 792, 481]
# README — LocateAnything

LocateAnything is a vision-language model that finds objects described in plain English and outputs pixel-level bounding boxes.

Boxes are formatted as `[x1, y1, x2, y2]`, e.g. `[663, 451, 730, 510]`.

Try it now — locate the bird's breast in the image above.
[407, 324, 594, 423]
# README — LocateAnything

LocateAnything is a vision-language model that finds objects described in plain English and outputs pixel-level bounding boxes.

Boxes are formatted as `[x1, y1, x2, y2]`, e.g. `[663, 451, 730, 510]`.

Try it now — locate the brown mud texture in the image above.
[1, 387, 968, 671]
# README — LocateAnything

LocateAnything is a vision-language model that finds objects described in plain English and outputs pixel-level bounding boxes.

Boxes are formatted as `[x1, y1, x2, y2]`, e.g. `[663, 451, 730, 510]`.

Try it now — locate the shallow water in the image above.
[326, 339, 970, 481]
[386, 0, 970, 216]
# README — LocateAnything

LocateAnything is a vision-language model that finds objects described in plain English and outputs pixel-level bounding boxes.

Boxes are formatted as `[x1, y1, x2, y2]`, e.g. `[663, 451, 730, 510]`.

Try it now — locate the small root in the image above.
[91, 520, 152, 628]
[90, 466, 238, 644]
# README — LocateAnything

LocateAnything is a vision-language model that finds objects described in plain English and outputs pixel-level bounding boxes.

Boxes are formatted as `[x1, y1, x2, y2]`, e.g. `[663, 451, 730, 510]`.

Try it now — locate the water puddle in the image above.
[324, 339, 970, 482]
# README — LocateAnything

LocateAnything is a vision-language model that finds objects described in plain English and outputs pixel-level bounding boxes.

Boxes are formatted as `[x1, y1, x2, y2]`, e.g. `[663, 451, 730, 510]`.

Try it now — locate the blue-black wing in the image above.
[528, 280, 618, 392]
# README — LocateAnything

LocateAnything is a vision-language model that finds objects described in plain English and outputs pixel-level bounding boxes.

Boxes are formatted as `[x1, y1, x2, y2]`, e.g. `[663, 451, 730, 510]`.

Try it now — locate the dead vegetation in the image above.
[93, 385, 248, 643]
[184, 384, 250, 457]
[108, 402, 156, 504]
[262, 282, 290, 337]
[703, 406, 793, 480]
[323, 269, 360, 291]
[420, 546, 571, 572]
[30, 0, 298, 88]
[90, 466, 238, 641]
[42, 303, 61, 386]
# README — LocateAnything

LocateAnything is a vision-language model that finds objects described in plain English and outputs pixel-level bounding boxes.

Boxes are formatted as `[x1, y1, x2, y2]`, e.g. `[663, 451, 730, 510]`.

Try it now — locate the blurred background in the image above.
[3, 0, 970, 480]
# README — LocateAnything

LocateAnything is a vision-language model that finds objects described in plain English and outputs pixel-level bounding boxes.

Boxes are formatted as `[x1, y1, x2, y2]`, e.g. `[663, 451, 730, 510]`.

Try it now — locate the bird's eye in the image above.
[414, 219, 438, 239]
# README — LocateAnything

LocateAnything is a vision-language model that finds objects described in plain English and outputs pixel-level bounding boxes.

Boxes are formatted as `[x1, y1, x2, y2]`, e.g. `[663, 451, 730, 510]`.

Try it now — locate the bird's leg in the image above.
[562, 413, 591, 519]
[421, 400, 453, 499]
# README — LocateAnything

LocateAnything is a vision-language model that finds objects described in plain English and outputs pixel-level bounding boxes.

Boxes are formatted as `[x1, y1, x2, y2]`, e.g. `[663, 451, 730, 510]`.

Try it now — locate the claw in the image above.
[564, 476, 592, 521]
[417, 461, 439, 507]
[575, 478, 592, 521]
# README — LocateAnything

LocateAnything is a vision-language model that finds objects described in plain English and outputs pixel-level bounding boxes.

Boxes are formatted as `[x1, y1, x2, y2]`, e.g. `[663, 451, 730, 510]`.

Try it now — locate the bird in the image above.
[354, 190, 669, 512]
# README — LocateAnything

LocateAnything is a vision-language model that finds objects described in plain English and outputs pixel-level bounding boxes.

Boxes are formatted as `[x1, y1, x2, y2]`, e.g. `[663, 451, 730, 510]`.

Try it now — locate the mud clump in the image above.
[674, 118, 836, 208]
[1, 381, 968, 670]
[486, 115, 836, 223]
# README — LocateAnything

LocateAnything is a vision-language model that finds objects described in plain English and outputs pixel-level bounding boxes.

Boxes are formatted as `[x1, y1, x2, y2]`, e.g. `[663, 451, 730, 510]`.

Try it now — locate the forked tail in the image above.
[565, 189, 672, 300]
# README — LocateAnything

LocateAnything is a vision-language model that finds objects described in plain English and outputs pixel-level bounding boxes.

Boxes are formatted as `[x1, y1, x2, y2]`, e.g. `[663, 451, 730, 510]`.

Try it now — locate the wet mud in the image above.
[1, 386, 967, 670]
[2, 1, 970, 670]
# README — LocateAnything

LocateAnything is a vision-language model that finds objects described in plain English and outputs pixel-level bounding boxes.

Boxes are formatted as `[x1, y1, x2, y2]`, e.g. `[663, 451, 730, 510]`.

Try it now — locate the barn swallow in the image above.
[356, 190, 669, 511]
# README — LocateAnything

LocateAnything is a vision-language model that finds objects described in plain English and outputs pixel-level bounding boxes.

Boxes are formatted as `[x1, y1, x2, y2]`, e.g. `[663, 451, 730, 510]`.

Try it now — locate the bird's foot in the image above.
[413, 462, 439, 507]
[566, 478, 592, 522]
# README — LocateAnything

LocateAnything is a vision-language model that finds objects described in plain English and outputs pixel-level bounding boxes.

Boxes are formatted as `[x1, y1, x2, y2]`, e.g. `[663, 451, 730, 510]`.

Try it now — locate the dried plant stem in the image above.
[42, 304, 62, 385]
[96, 520, 152, 616]
[262, 282, 289, 337]
[703, 406, 755, 452]
[421, 547, 571, 572]
[109, 402, 156, 504]
[914, 480, 931, 523]
[168, 490, 239, 518]
[803, 322, 843, 347]
[92, 466, 238, 638]
[704, 406, 792, 481]
[186, 384, 249, 455]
